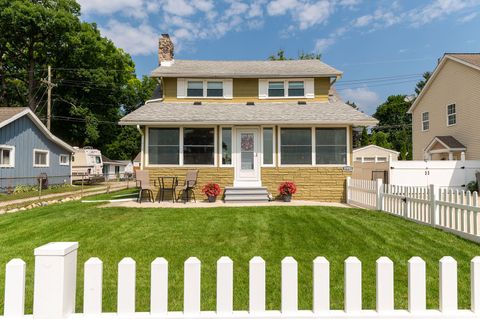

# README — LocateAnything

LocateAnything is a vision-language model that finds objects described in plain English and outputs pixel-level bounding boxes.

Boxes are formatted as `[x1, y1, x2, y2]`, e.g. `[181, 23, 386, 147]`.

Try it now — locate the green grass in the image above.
[82, 188, 139, 201]
[0, 196, 479, 313]
[0, 184, 96, 202]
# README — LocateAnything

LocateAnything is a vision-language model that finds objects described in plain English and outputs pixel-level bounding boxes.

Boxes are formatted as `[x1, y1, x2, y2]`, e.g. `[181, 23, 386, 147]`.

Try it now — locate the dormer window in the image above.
[288, 81, 304, 97]
[268, 82, 285, 97]
[261, 79, 311, 99]
[207, 81, 223, 97]
[187, 81, 203, 97]
[179, 79, 232, 99]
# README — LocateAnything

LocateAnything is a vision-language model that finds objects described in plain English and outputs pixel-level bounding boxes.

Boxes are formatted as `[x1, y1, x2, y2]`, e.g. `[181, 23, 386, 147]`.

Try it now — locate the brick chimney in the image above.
[158, 34, 174, 66]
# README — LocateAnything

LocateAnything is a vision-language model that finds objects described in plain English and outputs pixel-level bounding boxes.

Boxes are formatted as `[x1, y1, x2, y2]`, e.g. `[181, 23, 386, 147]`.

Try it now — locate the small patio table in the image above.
[157, 176, 178, 203]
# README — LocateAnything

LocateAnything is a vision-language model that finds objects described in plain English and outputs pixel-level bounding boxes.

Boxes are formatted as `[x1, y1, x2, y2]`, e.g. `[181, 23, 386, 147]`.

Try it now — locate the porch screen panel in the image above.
[280, 128, 312, 164]
[315, 128, 347, 164]
[183, 128, 215, 165]
[263, 128, 273, 165]
[148, 128, 180, 164]
[221, 128, 232, 165]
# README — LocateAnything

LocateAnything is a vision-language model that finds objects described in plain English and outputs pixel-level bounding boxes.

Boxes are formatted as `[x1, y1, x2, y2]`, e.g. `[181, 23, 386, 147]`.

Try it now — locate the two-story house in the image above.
[120, 34, 377, 202]
[408, 53, 480, 160]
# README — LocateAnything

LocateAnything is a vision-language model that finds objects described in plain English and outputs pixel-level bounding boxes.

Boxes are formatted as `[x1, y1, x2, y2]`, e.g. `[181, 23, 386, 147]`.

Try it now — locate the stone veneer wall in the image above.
[261, 167, 351, 202]
[144, 166, 350, 202]
[145, 167, 234, 201]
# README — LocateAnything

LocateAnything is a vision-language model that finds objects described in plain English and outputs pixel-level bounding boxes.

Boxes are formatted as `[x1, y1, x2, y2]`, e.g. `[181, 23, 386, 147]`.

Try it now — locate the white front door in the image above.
[234, 128, 261, 187]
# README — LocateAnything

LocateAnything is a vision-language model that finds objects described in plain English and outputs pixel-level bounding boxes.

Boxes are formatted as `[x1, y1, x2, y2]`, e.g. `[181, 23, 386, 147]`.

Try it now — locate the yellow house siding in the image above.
[162, 77, 330, 102]
[412, 59, 480, 160]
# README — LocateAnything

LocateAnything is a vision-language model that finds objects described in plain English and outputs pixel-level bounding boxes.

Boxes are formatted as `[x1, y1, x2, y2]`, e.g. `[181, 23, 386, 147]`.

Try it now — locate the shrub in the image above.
[202, 183, 221, 197]
[467, 181, 478, 193]
[14, 185, 38, 193]
[279, 181, 297, 196]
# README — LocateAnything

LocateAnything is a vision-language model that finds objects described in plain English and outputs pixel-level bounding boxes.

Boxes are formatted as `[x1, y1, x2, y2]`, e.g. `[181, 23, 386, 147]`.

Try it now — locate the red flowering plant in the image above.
[278, 181, 297, 196]
[202, 182, 221, 197]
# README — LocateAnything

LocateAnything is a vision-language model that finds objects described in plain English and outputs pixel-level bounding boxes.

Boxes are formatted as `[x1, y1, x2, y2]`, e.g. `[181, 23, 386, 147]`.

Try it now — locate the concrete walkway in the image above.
[104, 199, 351, 209]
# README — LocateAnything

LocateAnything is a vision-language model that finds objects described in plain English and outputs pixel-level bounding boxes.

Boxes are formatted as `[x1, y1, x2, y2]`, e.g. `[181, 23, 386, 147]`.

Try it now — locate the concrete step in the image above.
[224, 186, 270, 202]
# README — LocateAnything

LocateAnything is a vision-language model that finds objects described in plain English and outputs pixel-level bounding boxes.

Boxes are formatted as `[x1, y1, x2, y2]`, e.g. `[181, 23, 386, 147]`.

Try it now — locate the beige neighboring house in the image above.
[352, 145, 399, 182]
[408, 53, 480, 160]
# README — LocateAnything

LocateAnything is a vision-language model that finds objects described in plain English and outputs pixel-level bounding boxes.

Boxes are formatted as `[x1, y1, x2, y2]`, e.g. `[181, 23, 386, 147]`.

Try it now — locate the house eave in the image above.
[119, 119, 378, 126]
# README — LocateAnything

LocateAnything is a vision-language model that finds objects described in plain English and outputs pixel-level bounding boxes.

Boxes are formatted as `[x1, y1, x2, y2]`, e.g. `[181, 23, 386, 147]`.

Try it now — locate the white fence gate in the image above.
[389, 159, 480, 188]
[347, 177, 480, 243]
[3, 242, 480, 319]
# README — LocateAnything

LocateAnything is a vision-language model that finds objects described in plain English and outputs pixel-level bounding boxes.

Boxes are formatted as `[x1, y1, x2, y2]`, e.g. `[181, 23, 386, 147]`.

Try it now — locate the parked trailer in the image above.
[71, 147, 105, 183]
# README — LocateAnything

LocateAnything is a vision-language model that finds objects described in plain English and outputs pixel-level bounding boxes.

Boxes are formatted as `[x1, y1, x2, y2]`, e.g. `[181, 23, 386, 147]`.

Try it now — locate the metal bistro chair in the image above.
[179, 170, 198, 203]
[136, 170, 154, 203]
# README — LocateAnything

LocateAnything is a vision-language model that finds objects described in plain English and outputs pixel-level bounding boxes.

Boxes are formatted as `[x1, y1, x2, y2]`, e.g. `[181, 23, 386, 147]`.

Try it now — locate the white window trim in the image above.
[447, 103, 457, 127]
[59, 154, 70, 166]
[261, 126, 276, 167]
[0, 145, 15, 168]
[145, 126, 218, 168]
[278, 125, 350, 167]
[422, 112, 429, 132]
[179, 79, 233, 99]
[219, 126, 234, 167]
[33, 149, 50, 168]
[260, 78, 314, 99]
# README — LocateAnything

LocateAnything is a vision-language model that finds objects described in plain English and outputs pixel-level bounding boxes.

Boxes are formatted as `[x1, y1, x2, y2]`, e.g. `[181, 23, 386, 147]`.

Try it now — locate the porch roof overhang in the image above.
[119, 101, 378, 127]
[425, 136, 466, 154]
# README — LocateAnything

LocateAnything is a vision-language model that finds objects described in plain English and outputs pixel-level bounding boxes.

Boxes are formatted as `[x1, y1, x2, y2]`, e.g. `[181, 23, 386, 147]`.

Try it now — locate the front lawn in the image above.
[0, 184, 97, 202]
[0, 198, 479, 313]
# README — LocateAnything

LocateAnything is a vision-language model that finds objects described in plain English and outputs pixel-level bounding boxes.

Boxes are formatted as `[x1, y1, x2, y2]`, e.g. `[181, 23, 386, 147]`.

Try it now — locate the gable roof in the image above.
[0, 107, 75, 153]
[408, 53, 480, 113]
[353, 144, 400, 155]
[425, 136, 466, 152]
[151, 59, 342, 78]
[120, 101, 377, 126]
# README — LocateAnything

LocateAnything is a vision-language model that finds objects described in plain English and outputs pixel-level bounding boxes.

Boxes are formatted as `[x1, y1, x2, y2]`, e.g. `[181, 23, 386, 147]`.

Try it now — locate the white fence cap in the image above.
[34, 242, 79, 256]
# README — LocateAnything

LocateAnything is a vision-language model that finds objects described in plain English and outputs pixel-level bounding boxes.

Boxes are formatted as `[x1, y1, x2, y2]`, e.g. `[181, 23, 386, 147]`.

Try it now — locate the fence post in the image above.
[4, 259, 26, 318]
[346, 177, 351, 204]
[33, 242, 79, 319]
[376, 178, 383, 211]
[429, 184, 438, 227]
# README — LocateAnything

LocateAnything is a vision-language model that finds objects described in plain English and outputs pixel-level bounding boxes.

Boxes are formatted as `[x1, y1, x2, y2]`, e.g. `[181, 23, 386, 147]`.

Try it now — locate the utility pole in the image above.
[41, 65, 57, 130]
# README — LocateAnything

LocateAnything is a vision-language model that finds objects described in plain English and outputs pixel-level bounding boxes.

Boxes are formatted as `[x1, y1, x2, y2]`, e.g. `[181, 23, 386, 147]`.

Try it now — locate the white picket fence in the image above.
[3, 242, 480, 319]
[346, 177, 480, 243]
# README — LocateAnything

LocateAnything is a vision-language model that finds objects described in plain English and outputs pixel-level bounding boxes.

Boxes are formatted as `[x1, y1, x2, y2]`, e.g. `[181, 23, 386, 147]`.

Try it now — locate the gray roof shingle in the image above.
[120, 101, 377, 126]
[0, 107, 27, 124]
[436, 136, 466, 149]
[151, 59, 342, 78]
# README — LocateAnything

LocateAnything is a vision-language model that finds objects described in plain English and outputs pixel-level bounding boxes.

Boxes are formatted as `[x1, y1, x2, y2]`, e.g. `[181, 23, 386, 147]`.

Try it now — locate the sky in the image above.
[78, 0, 480, 114]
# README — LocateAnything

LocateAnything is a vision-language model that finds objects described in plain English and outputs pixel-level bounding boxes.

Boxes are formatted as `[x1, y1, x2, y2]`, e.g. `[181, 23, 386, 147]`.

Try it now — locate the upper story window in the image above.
[207, 81, 223, 97]
[0, 145, 14, 168]
[187, 81, 203, 97]
[447, 104, 456, 126]
[288, 81, 305, 97]
[422, 112, 429, 131]
[268, 82, 285, 97]
[180, 79, 231, 99]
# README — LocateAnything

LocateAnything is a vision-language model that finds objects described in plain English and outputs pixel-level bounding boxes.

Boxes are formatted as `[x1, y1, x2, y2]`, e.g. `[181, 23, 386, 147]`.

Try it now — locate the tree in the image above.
[370, 131, 393, 149]
[372, 95, 412, 159]
[268, 49, 321, 60]
[0, 0, 156, 160]
[361, 127, 370, 146]
[415, 71, 432, 96]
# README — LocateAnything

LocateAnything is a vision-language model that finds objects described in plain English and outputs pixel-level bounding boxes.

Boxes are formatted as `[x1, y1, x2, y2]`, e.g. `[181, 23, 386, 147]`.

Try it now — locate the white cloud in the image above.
[340, 87, 380, 113]
[267, 0, 299, 15]
[297, 1, 333, 29]
[162, 0, 196, 16]
[459, 12, 478, 22]
[99, 20, 158, 55]
[78, 0, 148, 18]
[314, 38, 335, 52]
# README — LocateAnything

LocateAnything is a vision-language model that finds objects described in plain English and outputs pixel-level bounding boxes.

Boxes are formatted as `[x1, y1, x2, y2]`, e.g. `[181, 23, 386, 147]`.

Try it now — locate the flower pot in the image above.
[283, 194, 292, 202]
[208, 195, 217, 203]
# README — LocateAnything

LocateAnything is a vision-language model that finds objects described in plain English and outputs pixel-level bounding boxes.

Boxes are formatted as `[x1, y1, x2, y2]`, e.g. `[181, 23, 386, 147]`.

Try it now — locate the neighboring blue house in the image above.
[0, 107, 74, 191]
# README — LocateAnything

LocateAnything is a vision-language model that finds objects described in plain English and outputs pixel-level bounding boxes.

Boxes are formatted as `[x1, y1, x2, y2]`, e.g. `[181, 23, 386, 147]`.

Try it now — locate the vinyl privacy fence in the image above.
[3, 242, 480, 319]
[346, 177, 480, 243]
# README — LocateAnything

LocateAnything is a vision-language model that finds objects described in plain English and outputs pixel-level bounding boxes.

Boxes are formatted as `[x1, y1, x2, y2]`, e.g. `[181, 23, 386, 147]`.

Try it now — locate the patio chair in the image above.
[136, 170, 154, 203]
[179, 170, 198, 203]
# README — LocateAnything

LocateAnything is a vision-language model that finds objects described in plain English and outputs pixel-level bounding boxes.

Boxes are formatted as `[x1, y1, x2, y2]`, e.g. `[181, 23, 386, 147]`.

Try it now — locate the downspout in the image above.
[137, 125, 145, 170]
